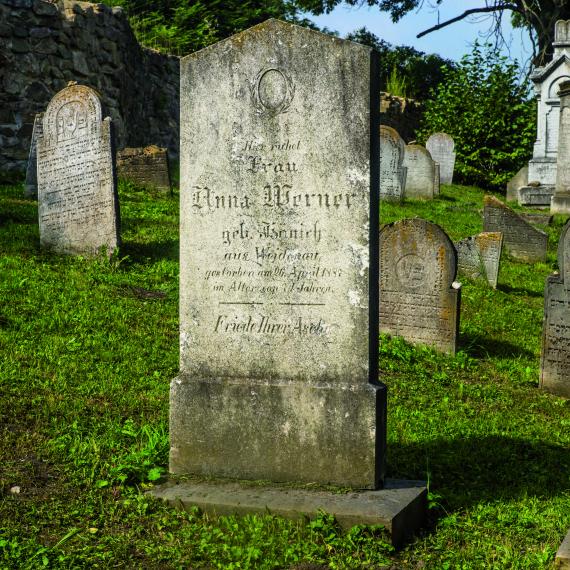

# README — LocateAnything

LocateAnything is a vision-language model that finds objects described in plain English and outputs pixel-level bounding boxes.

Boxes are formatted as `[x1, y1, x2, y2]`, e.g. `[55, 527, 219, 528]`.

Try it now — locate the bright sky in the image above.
[305, 1, 534, 67]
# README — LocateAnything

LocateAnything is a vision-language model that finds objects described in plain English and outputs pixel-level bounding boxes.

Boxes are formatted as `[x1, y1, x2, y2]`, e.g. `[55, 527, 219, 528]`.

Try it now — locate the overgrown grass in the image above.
[1, 182, 569, 568]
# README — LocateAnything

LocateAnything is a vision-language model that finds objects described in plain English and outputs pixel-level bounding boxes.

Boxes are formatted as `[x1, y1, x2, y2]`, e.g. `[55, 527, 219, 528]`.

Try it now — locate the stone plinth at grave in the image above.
[379, 218, 461, 355]
[552, 81, 570, 213]
[518, 184, 555, 207]
[426, 132, 455, 185]
[519, 212, 553, 226]
[455, 232, 503, 289]
[380, 125, 406, 201]
[157, 20, 427, 542]
[24, 113, 43, 199]
[36, 84, 120, 256]
[116, 145, 171, 193]
[483, 195, 547, 263]
[506, 165, 529, 202]
[540, 219, 570, 399]
[402, 144, 437, 199]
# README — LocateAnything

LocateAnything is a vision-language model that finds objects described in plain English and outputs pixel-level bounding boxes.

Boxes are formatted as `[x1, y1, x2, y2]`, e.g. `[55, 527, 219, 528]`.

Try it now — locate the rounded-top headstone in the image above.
[426, 132, 456, 185]
[380, 125, 405, 201]
[402, 144, 436, 199]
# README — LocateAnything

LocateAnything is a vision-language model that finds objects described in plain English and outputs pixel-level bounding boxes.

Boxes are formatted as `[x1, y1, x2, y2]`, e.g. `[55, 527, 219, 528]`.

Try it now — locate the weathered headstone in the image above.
[483, 195, 547, 263]
[116, 145, 171, 193]
[172, 19, 386, 489]
[518, 184, 554, 207]
[37, 84, 120, 256]
[519, 212, 553, 226]
[379, 125, 406, 201]
[426, 132, 455, 184]
[506, 165, 528, 202]
[402, 144, 436, 199]
[555, 528, 570, 569]
[552, 81, 570, 213]
[24, 112, 43, 199]
[380, 218, 461, 355]
[540, 219, 570, 399]
[455, 232, 503, 288]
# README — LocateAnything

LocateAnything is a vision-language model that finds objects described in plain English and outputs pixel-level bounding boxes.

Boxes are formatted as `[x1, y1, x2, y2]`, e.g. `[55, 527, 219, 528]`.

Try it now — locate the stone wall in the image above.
[0, 0, 180, 176]
[380, 92, 423, 143]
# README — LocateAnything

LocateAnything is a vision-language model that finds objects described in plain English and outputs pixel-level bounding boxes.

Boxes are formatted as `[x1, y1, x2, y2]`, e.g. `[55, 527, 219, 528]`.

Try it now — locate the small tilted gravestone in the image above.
[540, 218, 570, 399]
[24, 112, 43, 199]
[483, 195, 547, 263]
[379, 125, 406, 201]
[426, 132, 455, 185]
[402, 144, 438, 199]
[153, 19, 427, 546]
[380, 218, 461, 355]
[37, 84, 120, 256]
[116, 145, 171, 193]
[455, 232, 503, 288]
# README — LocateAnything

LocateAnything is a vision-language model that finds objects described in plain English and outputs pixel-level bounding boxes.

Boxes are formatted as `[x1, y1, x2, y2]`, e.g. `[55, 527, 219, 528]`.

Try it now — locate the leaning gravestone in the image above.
[36, 84, 120, 256]
[455, 232, 503, 288]
[380, 125, 406, 201]
[483, 195, 547, 263]
[403, 144, 437, 199]
[116, 145, 171, 193]
[540, 219, 570, 399]
[24, 112, 43, 198]
[380, 218, 461, 355]
[426, 133, 455, 184]
[172, 20, 387, 489]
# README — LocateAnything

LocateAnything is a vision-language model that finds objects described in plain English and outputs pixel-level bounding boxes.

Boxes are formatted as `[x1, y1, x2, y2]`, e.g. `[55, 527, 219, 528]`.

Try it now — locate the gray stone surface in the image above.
[433, 162, 440, 196]
[173, 19, 385, 489]
[483, 195, 547, 263]
[455, 232, 503, 289]
[518, 185, 554, 207]
[519, 212, 553, 226]
[380, 218, 461, 355]
[24, 112, 43, 198]
[552, 81, 570, 213]
[506, 165, 528, 202]
[117, 145, 171, 193]
[540, 219, 570, 399]
[556, 528, 570, 569]
[426, 132, 455, 184]
[37, 84, 120, 256]
[402, 144, 436, 199]
[380, 125, 406, 201]
[150, 478, 427, 547]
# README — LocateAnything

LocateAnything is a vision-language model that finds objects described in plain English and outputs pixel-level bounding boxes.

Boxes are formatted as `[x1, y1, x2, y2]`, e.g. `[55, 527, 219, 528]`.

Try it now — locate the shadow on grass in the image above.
[388, 435, 570, 506]
[496, 283, 544, 298]
[459, 333, 536, 359]
[120, 239, 179, 263]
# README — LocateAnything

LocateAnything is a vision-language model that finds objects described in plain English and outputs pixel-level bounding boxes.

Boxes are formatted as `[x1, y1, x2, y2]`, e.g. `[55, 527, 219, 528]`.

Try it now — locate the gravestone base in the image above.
[170, 375, 386, 489]
[556, 528, 570, 569]
[528, 157, 557, 187]
[551, 193, 570, 214]
[149, 478, 427, 547]
[518, 185, 554, 207]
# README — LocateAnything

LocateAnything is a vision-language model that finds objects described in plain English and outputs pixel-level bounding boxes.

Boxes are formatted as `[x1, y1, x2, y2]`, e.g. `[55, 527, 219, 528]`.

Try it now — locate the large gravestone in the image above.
[380, 218, 461, 355]
[552, 81, 570, 213]
[116, 145, 171, 193]
[402, 144, 437, 199]
[36, 84, 120, 256]
[540, 219, 570, 399]
[24, 113, 43, 199]
[426, 133, 455, 185]
[380, 125, 406, 201]
[172, 20, 386, 489]
[483, 195, 547, 263]
[455, 232, 503, 289]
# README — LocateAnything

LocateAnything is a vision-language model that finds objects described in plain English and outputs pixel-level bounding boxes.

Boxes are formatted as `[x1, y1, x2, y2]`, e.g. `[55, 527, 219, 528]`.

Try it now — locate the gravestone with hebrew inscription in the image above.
[380, 125, 406, 201]
[171, 19, 386, 489]
[24, 113, 43, 199]
[380, 218, 461, 355]
[426, 133, 455, 185]
[402, 144, 436, 199]
[540, 219, 570, 399]
[36, 84, 120, 256]
[455, 232, 503, 289]
[483, 195, 547, 263]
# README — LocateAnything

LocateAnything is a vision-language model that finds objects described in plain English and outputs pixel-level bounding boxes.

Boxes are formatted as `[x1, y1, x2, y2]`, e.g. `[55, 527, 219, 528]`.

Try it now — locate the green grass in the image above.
[1, 182, 569, 568]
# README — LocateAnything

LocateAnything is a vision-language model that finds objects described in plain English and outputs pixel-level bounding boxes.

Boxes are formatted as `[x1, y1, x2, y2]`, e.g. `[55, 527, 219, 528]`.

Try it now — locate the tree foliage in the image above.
[346, 28, 453, 99]
[417, 43, 536, 190]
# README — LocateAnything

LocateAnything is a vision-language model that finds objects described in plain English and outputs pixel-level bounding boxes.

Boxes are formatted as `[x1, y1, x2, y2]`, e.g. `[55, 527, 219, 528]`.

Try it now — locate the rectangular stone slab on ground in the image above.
[556, 528, 570, 569]
[172, 19, 386, 489]
[483, 195, 547, 263]
[149, 479, 427, 547]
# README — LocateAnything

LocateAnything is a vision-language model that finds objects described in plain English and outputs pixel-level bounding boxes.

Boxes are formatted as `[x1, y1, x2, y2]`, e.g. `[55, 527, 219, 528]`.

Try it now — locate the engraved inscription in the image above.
[251, 68, 295, 115]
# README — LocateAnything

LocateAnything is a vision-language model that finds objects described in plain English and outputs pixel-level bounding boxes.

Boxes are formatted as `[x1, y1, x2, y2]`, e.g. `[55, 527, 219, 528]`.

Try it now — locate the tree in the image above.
[297, 0, 570, 66]
[416, 42, 536, 190]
